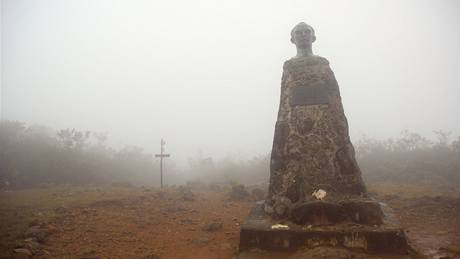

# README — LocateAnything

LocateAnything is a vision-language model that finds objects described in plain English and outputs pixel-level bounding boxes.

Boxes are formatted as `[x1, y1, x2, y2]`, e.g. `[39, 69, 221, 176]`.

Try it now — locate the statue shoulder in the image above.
[314, 55, 330, 65]
[283, 55, 330, 70]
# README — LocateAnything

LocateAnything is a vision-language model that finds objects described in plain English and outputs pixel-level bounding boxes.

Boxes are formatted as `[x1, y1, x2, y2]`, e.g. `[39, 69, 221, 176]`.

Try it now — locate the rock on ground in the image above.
[230, 185, 250, 200]
[203, 222, 223, 232]
[24, 226, 49, 243]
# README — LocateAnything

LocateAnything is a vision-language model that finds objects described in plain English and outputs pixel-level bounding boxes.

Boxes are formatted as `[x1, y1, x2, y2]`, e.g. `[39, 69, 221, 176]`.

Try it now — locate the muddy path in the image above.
[381, 195, 460, 259]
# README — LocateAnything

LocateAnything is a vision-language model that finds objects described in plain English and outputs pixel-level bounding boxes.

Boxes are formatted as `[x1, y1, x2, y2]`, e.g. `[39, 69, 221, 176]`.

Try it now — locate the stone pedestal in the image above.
[238, 55, 411, 257]
[239, 201, 409, 255]
[239, 201, 410, 257]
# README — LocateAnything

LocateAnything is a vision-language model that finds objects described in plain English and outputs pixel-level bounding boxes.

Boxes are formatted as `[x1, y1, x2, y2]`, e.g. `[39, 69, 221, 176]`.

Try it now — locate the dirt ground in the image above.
[379, 194, 460, 259]
[1, 185, 460, 259]
[41, 188, 253, 259]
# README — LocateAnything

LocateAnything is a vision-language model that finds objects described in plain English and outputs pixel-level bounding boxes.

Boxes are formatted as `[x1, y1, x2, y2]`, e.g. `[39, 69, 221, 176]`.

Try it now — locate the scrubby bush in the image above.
[1, 120, 459, 189]
[356, 130, 460, 185]
[0, 120, 160, 188]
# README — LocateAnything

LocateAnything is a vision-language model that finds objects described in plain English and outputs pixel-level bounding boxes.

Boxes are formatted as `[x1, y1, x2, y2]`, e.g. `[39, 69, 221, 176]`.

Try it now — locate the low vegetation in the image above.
[1, 120, 459, 189]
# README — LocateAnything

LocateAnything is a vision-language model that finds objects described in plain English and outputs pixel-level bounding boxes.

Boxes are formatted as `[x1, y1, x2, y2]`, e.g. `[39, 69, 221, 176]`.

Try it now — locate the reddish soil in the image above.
[380, 195, 460, 259]
[40, 188, 253, 259]
[36, 189, 460, 259]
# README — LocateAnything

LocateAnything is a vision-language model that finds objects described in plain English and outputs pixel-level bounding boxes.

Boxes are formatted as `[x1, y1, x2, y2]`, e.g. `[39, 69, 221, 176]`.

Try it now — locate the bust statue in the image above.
[265, 22, 376, 225]
[291, 22, 316, 58]
[238, 23, 410, 256]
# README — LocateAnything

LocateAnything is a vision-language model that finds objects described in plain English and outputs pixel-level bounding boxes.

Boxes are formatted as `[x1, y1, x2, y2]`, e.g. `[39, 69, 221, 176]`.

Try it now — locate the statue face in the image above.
[291, 24, 315, 49]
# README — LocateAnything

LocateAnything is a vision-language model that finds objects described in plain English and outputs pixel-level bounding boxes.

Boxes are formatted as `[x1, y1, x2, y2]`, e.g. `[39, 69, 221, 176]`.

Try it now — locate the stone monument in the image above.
[238, 23, 412, 258]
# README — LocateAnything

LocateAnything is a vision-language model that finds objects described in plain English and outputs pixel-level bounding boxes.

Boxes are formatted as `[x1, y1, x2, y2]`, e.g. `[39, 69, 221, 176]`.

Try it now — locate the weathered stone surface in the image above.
[239, 202, 409, 255]
[251, 188, 266, 201]
[263, 54, 381, 226]
[290, 199, 384, 226]
[267, 55, 367, 208]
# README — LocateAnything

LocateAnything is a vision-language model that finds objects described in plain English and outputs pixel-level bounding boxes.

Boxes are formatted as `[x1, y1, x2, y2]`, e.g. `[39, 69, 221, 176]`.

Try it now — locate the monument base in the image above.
[238, 201, 415, 258]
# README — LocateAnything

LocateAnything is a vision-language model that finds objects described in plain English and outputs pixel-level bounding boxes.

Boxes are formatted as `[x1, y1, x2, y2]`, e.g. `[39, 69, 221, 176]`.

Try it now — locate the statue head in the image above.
[291, 22, 316, 56]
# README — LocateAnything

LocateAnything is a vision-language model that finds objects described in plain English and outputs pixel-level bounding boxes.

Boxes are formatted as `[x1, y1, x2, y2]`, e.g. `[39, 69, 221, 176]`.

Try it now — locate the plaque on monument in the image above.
[290, 84, 329, 106]
[238, 22, 413, 258]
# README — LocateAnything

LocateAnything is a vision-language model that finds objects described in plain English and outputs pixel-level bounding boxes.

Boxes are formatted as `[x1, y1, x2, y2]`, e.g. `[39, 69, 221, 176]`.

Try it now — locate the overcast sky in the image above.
[1, 0, 460, 165]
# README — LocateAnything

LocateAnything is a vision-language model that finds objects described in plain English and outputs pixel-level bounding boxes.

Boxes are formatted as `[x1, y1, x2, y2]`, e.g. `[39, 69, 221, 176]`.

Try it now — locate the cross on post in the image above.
[155, 138, 170, 188]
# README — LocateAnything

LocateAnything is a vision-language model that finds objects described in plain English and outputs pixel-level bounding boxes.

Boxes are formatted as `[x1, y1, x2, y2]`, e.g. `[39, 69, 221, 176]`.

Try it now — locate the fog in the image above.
[1, 0, 460, 165]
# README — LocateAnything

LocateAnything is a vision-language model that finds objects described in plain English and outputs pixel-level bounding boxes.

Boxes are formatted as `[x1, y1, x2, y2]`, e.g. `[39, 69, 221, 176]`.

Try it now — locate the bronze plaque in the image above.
[290, 84, 328, 106]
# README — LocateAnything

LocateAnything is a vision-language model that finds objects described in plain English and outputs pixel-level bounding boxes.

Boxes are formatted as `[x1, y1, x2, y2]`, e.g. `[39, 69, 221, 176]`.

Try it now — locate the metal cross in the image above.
[155, 138, 170, 188]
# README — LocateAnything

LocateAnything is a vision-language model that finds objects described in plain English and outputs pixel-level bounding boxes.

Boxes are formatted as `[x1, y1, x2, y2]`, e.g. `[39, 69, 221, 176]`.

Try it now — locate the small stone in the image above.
[24, 226, 49, 243]
[180, 219, 195, 225]
[192, 238, 210, 245]
[13, 248, 32, 258]
[203, 222, 223, 232]
[229, 185, 250, 200]
[24, 239, 41, 254]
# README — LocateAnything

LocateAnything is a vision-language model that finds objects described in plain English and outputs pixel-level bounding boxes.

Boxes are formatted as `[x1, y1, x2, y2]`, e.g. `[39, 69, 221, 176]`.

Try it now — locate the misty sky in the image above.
[1, 0, 460, 165]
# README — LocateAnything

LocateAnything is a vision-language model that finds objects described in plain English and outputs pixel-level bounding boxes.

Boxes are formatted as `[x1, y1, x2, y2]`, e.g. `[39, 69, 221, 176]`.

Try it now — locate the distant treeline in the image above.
[0, 121, 158, 187]
[356, 130, 460, 186]
[1, 120, 459, 188]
